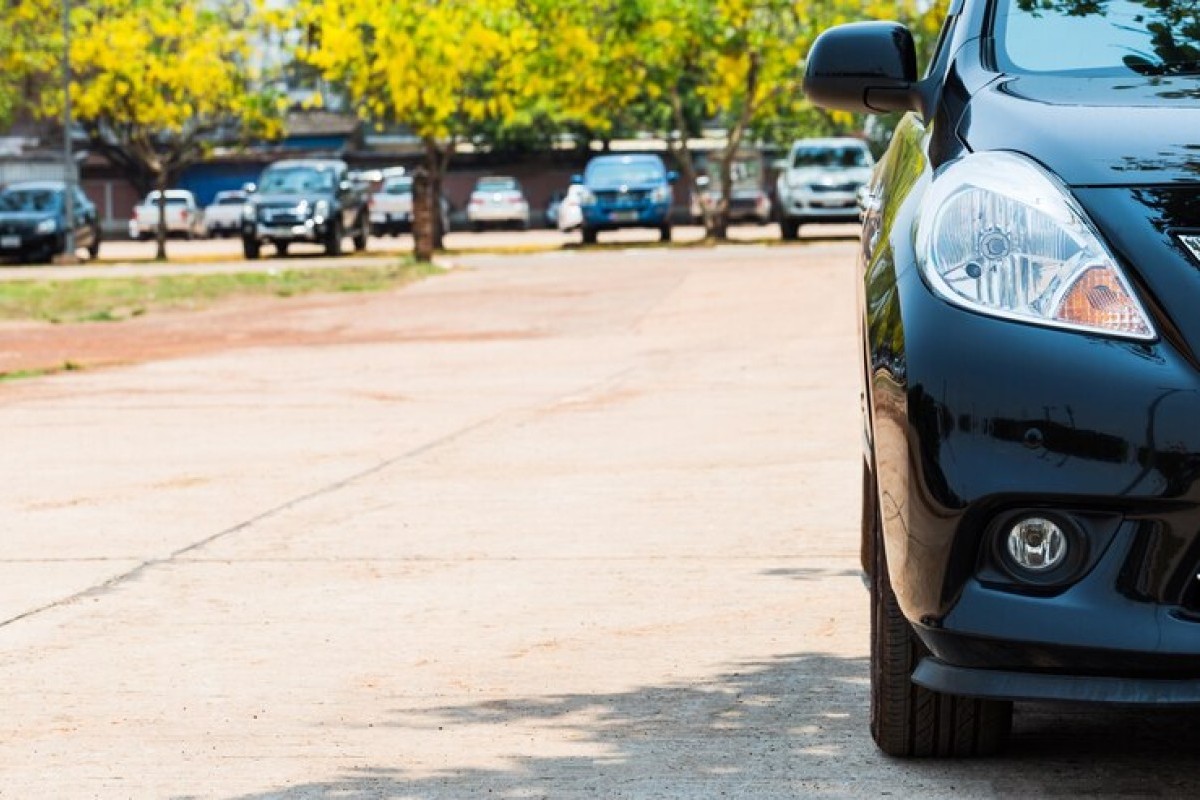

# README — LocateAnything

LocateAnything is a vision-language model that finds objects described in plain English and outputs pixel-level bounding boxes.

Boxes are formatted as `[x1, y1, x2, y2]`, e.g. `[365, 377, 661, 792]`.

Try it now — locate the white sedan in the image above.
[466, 176, 530, 231]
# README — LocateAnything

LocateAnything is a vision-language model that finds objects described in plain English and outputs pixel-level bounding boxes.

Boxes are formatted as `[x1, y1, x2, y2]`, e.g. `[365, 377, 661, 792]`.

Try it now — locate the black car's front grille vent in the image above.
[259, 206, 307, 225]
[0, 222, 34, 236]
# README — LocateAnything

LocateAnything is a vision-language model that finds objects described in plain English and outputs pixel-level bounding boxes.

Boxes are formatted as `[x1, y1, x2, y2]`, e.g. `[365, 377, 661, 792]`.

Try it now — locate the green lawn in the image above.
[0, 261, 442, 324]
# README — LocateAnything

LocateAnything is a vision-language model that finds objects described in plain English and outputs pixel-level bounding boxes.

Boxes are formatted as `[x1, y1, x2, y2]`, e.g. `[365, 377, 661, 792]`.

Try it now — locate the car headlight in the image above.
[650, 185, 671, 203]
[242, 203, 256, 222]
[915, 151, 1154, 340]
[314, 199, 330, 221]
[36, 218, 57, 234]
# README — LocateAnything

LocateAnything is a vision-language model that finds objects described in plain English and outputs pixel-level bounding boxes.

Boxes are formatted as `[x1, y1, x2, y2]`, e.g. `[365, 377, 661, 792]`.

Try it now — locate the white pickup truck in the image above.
[128, 190, 206, 240]
[203, 190, 248, 238]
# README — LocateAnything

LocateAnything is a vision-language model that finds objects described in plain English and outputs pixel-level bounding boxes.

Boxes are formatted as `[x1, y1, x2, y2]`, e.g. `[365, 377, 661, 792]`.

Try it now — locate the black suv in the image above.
[241, 159, 370, 259]
[0, 181, 100, 264]
[806, 2, 1200, 758]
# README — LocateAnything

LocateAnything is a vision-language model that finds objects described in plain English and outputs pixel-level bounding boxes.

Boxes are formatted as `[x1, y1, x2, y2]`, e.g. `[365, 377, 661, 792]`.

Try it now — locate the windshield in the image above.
[384, 178, 413, 195]
[475, 177, 518, 192]
[586, 160, 665, 187]
[997, 0, 1200, 75]
[0, 189, 60, 213]
[259, 166, 336, 194]
[214, 193, 245, 205]
[791, 146, 870, 169]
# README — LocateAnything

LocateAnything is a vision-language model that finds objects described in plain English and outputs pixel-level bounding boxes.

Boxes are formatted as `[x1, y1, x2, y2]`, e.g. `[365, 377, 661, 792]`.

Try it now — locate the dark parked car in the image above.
[805, 4, 1200, 757]
[0, 181, 100, 263]
[241, 159, 369, 259]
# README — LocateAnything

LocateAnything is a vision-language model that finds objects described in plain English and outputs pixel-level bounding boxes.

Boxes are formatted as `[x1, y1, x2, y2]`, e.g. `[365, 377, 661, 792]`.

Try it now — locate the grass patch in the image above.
[0, 360, 83, 382]
[0, 260, 442, 324]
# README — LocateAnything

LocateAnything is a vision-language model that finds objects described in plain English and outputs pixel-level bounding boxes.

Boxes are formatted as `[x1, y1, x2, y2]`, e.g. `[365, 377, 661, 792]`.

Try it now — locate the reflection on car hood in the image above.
[959, 75, 1200, 187]
[0, 212, 56, 224]
[251, 192, 335, 206]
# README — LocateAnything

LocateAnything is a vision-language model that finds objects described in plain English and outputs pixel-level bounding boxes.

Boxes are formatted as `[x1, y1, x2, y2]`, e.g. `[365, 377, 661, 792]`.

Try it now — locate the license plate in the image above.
[0, 236, 19, 249]
[610, 211, 638, 222]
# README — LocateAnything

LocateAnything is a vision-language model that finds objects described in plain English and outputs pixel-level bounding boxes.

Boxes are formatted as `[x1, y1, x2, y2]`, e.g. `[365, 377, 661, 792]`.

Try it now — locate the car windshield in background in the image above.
[998, 0, 1200, 75]
[587, 162, 665, 187]
[216, 195, 244, 205]
[0, 190, 59, 212]
[144, 194, 189, 206]
[475, 178, 518, 192]
[792, 147, 868, 169]
[259, 167, 335, 194]
[385, 178, 413, 195]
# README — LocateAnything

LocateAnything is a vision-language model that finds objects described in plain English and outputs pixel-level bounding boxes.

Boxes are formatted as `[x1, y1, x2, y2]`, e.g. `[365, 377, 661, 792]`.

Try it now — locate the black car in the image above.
[0, 181, 100, 263]
[805, 3, 1200, 757]
[242, 159, 370, 259]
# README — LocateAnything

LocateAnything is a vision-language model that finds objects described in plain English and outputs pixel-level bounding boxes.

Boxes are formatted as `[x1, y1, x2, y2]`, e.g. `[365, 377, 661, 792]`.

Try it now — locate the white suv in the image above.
[775, 138, 874, 240]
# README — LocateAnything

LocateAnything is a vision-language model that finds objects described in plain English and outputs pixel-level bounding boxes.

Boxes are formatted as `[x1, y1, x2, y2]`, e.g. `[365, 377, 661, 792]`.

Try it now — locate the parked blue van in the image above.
[574, 154, 677, 244]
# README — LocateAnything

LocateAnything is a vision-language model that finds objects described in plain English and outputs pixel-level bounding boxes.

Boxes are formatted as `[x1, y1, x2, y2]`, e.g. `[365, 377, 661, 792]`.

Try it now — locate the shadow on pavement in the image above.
[228, 652, 1200, 798]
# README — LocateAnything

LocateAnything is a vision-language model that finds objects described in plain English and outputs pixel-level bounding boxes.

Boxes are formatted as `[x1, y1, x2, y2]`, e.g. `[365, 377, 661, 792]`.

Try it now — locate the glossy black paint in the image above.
[810, 1, 1200, 696]
[802, 22, 925, 115]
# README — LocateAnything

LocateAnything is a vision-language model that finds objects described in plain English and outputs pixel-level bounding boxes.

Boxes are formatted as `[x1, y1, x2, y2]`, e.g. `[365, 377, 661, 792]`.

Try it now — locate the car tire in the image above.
[276, 241, 289, 257]
[243, 237, 260, 260]
[868, 467, 1012, 757]
[659, 225, 672, 243]
[353, 213, 369, 252]
[325, 218, 343, 257]
[581, 227, 598, 245]
[781, 219, 801, 241]
[87, 229, 101, 260]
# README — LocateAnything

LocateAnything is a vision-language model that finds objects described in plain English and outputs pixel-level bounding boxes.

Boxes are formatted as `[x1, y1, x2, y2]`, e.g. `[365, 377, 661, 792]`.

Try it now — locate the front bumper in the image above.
[0, 231, 57, 258]
[781, 188, 859, 221]
[467, 207, 528, 223]
[872, 238, 1200, 688]
[244, 219, 330, 243]
[582, 201, 670, 229]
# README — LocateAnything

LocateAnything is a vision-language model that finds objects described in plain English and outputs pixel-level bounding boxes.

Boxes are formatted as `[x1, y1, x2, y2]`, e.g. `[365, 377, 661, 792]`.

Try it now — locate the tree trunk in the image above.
[423, 137, 454, 251]
[154, 170, 168, 261]
[712, 53, 761, 242]
[412, 166, 434, 263]
[668, 86, 712, 239]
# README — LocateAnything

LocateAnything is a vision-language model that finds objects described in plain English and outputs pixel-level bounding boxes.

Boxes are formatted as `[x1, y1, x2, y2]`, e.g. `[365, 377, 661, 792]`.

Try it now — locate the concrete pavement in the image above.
[1, 244, 1199, 797]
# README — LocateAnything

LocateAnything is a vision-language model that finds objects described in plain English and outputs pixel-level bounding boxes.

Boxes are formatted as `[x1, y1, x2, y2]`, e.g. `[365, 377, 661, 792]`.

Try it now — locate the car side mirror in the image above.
[570, 174, 584, 185]
[803, 21, 927, 117]
[666, 171, 679, 184]
[242, 182, 257, 194]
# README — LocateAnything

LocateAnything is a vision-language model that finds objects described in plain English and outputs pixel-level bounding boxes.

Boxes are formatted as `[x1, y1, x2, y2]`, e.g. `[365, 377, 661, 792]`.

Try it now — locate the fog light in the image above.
[1006, 517, 1067, 572]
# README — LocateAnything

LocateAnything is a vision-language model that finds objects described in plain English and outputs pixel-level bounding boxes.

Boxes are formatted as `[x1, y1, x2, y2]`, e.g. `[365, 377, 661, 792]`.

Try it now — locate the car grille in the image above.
[259, 205, 307, 226]
[0, 221, 35, 236]
[595, 190, 650, 205]
[810, 182, 860, 193]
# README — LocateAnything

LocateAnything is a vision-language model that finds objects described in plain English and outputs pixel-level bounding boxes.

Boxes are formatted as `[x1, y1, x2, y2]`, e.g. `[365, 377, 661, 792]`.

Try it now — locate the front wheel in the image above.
[581, 227, 598, 245]
[781, 219, 801, 241]
[325, 219, 343, 257]
[243, 237, 260, 260]
[87, 229, 101, 260]
[659, 225, 672, 243]
[868, 468, 1012, 757]
[353, 213, 369, 252]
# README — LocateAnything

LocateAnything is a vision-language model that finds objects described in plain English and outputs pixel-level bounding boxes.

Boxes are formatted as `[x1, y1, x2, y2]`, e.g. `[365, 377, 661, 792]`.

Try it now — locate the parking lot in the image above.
[2, 241, 1200, 797]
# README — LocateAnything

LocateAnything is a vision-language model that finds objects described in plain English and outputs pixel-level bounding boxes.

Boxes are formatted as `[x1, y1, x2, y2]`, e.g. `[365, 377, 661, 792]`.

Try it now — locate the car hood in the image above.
[0, 211, 56, 224]
[959, 74, 1200, 187]
[585, 181, 666, 192]
[251, 193, 335, 206]
[783, 166, 871, 185]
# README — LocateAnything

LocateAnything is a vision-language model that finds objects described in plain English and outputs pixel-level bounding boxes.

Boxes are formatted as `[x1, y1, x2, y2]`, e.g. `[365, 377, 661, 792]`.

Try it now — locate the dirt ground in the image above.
[3, 241, 1200, 798]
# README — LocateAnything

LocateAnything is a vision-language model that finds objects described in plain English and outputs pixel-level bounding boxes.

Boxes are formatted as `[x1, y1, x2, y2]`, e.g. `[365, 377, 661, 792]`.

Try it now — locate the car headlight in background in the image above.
[916, 151, 1154, 340]
[650, 185, 671, 203]
[36, 218, 57, 235]
[242, 203, 256, 222]
[314, 199, 330, 222]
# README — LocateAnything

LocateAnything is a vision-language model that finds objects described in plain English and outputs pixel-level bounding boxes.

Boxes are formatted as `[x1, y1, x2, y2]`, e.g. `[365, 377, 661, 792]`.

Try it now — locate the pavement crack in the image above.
[0, 366, 641, 631]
